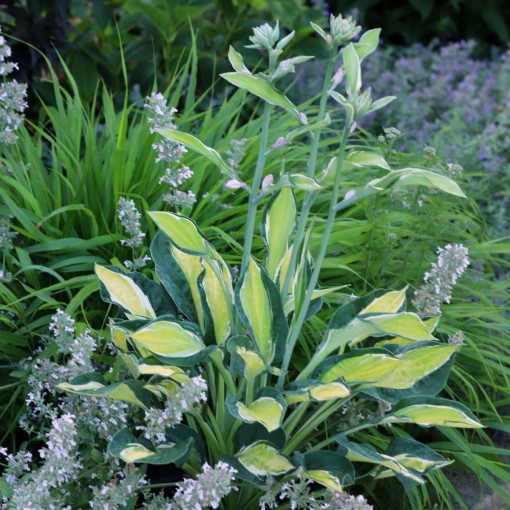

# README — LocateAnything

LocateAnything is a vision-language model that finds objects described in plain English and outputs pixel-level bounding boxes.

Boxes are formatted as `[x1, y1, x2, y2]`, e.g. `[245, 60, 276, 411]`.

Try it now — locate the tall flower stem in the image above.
[280, 50, 338, 301]
[277, 109, 353, 388]
[240, 102, 272, 276]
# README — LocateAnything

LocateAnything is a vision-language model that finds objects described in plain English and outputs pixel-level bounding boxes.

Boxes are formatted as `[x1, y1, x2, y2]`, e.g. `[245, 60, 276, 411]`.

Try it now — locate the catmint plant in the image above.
[57, 15, 483, 510]
[145, 92, 196, 209]
[117, 197, 151, 270]
[0, 27, 27, 145]
[1, 414, 81, 510]
[412, 243, 470, 317]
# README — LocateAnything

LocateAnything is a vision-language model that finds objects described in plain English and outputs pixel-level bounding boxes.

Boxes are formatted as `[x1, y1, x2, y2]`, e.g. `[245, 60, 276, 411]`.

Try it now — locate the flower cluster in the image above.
[117, 197, 150, 270]
[90, 465, 146, 510]
[49, 308, 76, 354]
[259, 475, 374, 510]
[145, 92, 196, 208]
[0, 28, 27, 145]
[137, 375, 208, 443]
[225, 138, 247, 172]
[448, 330, 466, 346]
[412, 243, 470, 316]
[171, 461, 237, 510]
[0, 216, 16, 252]
[377, 126, 401, 143]
[1, 414, 81, 510]
[322, 492, 374, 510]
[47, 309, 96, 375]
[117, 197, 145, 249]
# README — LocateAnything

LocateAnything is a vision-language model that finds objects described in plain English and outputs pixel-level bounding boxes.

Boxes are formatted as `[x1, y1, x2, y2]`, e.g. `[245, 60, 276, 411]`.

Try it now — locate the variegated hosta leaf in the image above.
[227, 393, 286, 432]
[227, 336, 268, 380]
[137, 357, 187, 380]
[156, 129, 234, 177]
[318, 343, 456, 391]
[285, 381, 350, 404]
[108, 428, 193, 465]
[152, 230, 234, 344]
[368, 168, 466, 198]
[319, 349, 401, 385]
[110, 323, 152, 358]
[300, 308, 435, 381]
[130, 320, 208, 364]
[172, 245, 205, 329]
[261, 188, 296, 282]
[221, 72, 299, 119]
[322, 150, 389, 185]
[298, 451, 355, 493]
[58, 374, 152, 410]
[199, 257, 233, 344]
[375, 316, 441, 347]
[344, 43, 361, 96]
[276, 244, 293, 294]
[360, 288, 406, 314]
[381, 397, 484, 428]
[370, 437, 452, 481]
[236, 258, 288, 364]
[374, 343, 457, 389]
[95, 265, 156, 319]
[353, 28, 381, 61]
[236, 442, 294, 476]
[149, 211, 210, 255]
[336, 435, 425, 486]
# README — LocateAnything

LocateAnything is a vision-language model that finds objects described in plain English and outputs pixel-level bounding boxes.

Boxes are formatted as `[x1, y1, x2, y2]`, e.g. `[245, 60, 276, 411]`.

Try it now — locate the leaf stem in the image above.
[280, 50, 337, 302]
[239, 102, 272, 276]
[278, 109, 353, 388]
[282, 399, 343, 454]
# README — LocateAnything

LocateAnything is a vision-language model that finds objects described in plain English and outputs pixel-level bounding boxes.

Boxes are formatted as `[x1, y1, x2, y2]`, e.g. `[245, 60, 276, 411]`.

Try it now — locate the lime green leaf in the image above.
[360, 313, 436, 344]
[336, 435, 425, 486]
[360, 288, 406, 314]
[149, 211, 209, 255]
[284, 381, 350, 403]
[380, 437, 452, 476]
[309, 382, 350, 401]
[299, 451, 354, 492]
[228, 336, 268, 380]
[95, 265, 155, 319]
[137, 358, 187, 379]
[228, 45, 250, 73]
[58, 374, 152, 410]
[237, 258, 273, 361]
[236, 442, 294, 476]
[221, 72, 298, 117]
[369, 95, 397, 113]
[262, 188, 296, 281]
[200, 257, 233, 343]
[384, 397, 484, 428]
[289, 174, 322, 190]
[108, 428, 193, 465]
[320, 350, 401, 384]
[376, 344, 457, 389]
[286, 114, 331, 143]
[353, 28, 381, 61]
[369, 168, 466, 198]
[131, 320, 205, 361]
[236, 259, 288, 364]
[343, 44, 361, 96]
[228, 393, 286, 432]
[156, 128, 234, 177]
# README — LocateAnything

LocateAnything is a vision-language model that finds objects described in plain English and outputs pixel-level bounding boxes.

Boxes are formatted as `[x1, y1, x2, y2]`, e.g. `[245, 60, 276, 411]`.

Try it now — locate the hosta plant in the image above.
[52, 15, 481, 509]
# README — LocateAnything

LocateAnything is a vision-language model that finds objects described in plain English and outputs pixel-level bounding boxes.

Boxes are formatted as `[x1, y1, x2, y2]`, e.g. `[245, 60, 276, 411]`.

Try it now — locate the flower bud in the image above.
[329, 14, 361, 47]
